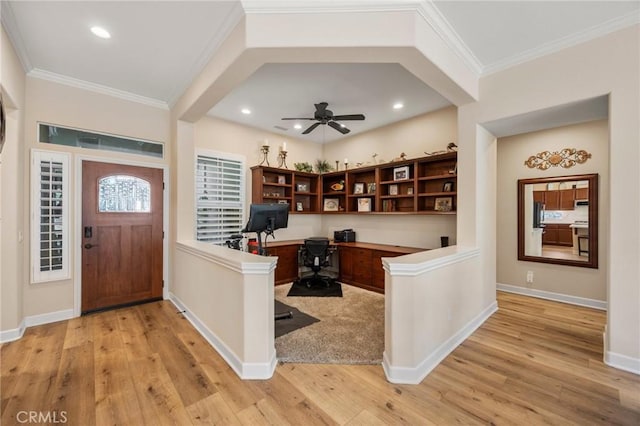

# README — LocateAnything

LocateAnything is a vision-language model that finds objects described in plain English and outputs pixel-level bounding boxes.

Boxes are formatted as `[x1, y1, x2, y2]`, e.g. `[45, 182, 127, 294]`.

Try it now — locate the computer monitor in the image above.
[243, 203, 289, 234]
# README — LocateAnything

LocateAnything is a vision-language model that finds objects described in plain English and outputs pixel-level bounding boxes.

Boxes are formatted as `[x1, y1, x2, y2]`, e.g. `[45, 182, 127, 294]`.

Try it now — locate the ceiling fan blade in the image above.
[281, 117, 315, 120]
[302, 122, 321, 134]
[328, 121, 350, 134]
[332, 114, 365, 121]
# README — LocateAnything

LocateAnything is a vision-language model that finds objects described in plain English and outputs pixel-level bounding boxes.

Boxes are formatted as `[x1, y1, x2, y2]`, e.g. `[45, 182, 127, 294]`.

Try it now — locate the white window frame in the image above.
[195, 149, 246, 245]
[31, 149, 71, 283]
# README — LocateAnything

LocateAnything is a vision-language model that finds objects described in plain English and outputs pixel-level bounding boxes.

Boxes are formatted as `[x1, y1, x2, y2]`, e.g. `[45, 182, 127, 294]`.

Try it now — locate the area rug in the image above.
[286, 279, 343, 297]
[274, 300, 320, 338]
[274, 283, 384, 364]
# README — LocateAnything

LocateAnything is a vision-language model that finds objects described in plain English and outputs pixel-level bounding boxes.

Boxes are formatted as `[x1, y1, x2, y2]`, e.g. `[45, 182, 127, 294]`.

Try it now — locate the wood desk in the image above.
[264, 240, 425, 293]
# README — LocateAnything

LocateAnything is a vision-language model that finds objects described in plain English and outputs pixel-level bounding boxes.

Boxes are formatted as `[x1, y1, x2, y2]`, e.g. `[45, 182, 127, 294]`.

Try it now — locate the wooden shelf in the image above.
[252, 152, 457, 215]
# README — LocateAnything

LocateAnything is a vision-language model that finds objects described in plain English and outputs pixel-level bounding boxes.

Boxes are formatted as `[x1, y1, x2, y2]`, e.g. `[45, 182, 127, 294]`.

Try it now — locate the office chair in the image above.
[298, 237, 335, 288]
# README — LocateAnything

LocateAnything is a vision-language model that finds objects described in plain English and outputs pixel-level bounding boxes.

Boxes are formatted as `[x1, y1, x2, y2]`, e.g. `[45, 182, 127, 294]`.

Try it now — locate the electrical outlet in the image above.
[526, 271, 534, 283]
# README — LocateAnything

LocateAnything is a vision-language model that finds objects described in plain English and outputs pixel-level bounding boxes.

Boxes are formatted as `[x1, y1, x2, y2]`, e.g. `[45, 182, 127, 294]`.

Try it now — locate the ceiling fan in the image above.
[282, 102, 365, 135]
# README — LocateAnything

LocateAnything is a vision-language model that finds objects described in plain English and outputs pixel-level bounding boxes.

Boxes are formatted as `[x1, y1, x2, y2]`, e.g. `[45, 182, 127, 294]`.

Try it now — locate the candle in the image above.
[344, 158, 348, 164]
[282, 142, 287, 151]
[263, 139, 269, 147]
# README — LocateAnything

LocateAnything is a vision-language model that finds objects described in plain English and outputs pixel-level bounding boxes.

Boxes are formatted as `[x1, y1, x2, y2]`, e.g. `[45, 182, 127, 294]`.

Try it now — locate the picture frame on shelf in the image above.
[407, 187, 414, 195]
[448, 162, 457, 175]
[277, 175, 286, 184]
[367, 182, 376, 194]
[443, 181, 454, 192]
[393, 166, 410, 181]
[434, 197, 453, 212]
[323, 198, 339, 212]
[296, 202, 303, 211]
[357, 198, 372, 212]
[296, 182, 308, 192]
[389, 184, 398, 195]
[353, 182, 365, 194]
[277, 200, 289, 205]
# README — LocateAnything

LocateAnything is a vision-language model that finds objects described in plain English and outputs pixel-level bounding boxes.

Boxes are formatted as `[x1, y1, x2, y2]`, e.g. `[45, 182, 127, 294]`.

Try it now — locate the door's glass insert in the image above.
[99, 175, 151, 212]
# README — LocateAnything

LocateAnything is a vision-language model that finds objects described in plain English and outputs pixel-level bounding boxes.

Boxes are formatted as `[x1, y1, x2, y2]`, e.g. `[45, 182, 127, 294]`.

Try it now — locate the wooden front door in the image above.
[82, 161, 163, 313]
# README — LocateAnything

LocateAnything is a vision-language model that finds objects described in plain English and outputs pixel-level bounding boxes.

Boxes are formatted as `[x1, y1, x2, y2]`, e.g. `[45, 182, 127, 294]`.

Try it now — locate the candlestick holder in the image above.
[278, 150, 289, 169]
[259, 145, 270, 166]
[344, 162, 349, 170]
[335, 160, 339, 171]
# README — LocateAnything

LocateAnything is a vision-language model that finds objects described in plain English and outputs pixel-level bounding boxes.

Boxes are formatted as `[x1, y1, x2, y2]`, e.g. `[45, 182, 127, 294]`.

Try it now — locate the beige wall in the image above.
[322, 106, 458, 248]
[1, 26, 26, 333]
[20, 78, 170, 318]
[192, 116, 325, 242]
[497, 119, 609, 301]
[459, 25, 639, 365]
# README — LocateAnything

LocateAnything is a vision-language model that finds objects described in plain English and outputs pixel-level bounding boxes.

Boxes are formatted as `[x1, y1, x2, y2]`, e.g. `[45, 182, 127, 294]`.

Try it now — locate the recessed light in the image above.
[293, 124, 302, 130]
[393, 102, 404, 110]
[90, 26, 111, 39]
[241, 108, 251, 115]
[340, 123, 346, 128]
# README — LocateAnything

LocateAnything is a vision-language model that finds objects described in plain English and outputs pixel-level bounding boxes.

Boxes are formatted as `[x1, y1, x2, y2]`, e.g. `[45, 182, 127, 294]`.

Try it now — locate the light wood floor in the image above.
[2, 292, 639, 425]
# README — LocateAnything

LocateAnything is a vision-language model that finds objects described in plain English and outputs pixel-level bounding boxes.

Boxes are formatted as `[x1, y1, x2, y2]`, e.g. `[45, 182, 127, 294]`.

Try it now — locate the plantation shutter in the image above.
[31, 150, 70, 283]
[195, 152, 245, 245]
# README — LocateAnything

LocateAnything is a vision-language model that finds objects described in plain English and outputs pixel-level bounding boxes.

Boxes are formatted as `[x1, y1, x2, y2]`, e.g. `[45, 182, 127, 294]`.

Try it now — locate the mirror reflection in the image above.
[518, 174, 598, 269]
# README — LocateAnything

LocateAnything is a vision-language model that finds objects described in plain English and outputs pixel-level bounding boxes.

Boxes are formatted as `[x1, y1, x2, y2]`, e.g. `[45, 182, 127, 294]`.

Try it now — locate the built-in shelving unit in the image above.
[251, 152, 457, 215]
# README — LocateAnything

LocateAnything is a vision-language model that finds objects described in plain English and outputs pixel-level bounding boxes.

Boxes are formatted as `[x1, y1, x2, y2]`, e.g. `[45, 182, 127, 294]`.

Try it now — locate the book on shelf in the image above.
[382, 199, 396, 212]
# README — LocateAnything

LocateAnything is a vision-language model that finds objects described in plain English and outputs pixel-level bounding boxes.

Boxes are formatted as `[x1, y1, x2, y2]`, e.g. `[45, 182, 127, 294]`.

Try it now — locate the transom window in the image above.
[98, 175, 151, 213]
[38, 123, 163, 158]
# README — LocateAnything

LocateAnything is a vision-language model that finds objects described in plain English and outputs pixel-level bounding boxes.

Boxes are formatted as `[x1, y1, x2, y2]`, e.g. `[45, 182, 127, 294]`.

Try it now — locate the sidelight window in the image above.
[31, 150, 70, 283]
[98, 175, 151, 213]
[195, 150, 245, 245]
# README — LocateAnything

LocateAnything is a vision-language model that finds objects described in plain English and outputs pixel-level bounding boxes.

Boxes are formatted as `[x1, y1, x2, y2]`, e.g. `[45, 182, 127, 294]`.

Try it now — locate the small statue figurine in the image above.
[447, 142, 458, 152]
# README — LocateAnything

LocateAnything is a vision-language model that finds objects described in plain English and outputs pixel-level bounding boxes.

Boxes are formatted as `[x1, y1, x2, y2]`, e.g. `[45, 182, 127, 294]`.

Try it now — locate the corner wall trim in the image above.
[497, 283, 607, 310]
[168, 292, 276, 380]
[382, 300, 498, 384]
[0, 320, 26, 343]
[605, 350, 640, 375]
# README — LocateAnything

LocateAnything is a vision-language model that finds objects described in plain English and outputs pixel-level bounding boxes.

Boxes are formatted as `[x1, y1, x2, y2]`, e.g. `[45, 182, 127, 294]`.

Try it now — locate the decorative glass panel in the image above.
[99, 175, 151, 212]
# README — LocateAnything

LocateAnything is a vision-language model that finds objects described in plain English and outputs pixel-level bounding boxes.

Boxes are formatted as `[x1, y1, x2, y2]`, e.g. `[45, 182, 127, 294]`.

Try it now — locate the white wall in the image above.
[1, 26, 26, 336]
[459, 25, 639, 371]
[497, 119, 609, 301]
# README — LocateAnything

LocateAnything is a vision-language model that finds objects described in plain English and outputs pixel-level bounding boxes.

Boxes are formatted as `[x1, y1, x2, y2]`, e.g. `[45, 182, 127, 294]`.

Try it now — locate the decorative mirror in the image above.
[518, 173, 598, 268]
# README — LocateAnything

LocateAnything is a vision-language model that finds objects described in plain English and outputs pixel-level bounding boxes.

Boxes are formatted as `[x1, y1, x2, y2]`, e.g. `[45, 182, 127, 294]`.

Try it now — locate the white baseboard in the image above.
[24, 309, 75, 327]
[1, 308, 75, 344]
[0, 320, 26, 343]
[168, 292, 276, 380]
[605, 351, 640, 375]
[383, 300, 498, 384]
[497, 283, 606, 310]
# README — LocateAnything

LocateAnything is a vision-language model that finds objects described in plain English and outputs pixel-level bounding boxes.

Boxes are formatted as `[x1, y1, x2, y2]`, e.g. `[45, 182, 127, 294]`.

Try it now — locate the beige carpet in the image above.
[274, 283, 384, 364]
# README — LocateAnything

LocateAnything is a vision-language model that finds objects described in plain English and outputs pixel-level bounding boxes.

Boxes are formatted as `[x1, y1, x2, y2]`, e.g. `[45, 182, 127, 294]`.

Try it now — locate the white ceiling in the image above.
[2, 1, 638, 141]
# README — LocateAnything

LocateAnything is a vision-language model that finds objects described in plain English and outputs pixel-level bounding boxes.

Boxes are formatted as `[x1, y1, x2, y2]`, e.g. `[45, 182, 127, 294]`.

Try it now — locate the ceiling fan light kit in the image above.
[282, 102, 365, 135]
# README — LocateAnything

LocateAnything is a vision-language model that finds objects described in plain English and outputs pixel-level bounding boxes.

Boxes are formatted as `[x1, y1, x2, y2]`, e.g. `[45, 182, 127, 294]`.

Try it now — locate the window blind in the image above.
[195, 152, 245, 245]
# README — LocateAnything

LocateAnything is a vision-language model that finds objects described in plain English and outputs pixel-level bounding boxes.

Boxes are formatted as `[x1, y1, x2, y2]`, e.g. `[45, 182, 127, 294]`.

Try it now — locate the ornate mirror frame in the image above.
[517, 173, 598, 269]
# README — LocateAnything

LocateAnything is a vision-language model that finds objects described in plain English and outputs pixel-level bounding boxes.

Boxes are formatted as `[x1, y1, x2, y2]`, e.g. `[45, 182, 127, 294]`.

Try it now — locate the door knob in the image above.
[84, 243, 99, 249]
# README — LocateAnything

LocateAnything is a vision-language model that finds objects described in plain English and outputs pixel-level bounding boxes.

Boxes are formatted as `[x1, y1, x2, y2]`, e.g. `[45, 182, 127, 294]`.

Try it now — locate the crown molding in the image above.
[482, 9, 640, 76]
[167, 1, 246, 107]
[416, 1, 483, 76]
[28, 69, 169, 110]
[0, 1, 32, 72]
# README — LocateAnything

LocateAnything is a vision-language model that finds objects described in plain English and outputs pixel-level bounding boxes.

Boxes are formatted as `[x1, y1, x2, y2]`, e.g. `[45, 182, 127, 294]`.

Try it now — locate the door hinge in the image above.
[163, 182, 165, 190]
[162, 280, 164, 288]
[162, 231, 165, 239]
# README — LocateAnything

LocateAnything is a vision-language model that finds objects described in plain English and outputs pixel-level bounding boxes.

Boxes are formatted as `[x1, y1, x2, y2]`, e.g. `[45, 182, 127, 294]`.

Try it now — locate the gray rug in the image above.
[274, 300, 320, 338]
[274, 283, 384, 364]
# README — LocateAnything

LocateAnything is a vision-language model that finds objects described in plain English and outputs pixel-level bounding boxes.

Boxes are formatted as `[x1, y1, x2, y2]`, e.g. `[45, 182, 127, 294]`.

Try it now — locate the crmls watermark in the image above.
[16, 411, 68, 424]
